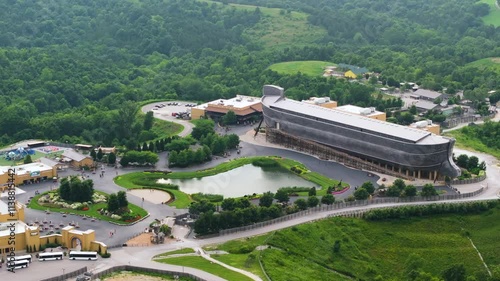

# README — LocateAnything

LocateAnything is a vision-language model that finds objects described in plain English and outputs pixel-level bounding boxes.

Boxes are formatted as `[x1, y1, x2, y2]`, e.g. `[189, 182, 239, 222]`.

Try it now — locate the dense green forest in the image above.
[0, 0, 498, 146]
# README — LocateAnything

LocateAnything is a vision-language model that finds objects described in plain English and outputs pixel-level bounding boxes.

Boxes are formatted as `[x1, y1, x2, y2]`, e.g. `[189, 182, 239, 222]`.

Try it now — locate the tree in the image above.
[307, 196, 320, 207]
[97, 148, 103, 161]
[442, 264, 466, 281]
[274, 189, 290, 204]
[308, 187, 316, 196]
[59, 176, 94, 202]
[168, 150, 178, 166]
[24, 154, 33, 164]
[259, 191, 274, 207]
[211, 137, 227, 155]
[59, 177, 71, 201]
[294, 198, 308, 210]
[354, 187, 370, 200]
[321, 194, 336, 205]
[421, 184, 438, 196]
[409, 105, 417, 115]
[117, 191, 128, 208]
[90, 149, 97, 160]
[107, 193, 119, 213]
[456, 154, 469, 168]
[393, 179, 406, 191]
[222, 110, 237, 125]
[144, 111, 154, 130]
[386, 185, 401, 197]
[108, 152, 116, 165]
[360, 181, 375, 194]
[467, 156, 479, 170]
[166, 139, 190, 152]
[225, 134, 240, 149]
[221, 198, 236, 211]
[189, 200, 216, 215]
[191, 119, 215, 140]
[404, 185, 417, 197]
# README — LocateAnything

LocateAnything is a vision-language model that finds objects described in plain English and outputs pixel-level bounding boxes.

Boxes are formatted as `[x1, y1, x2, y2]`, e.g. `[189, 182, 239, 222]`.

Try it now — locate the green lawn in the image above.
[155, 248, 196, 257]
[205, 235, 270, 280]
[150, 118, 184, 140]
[157, 256, 255, 281]
[466, 57, 500, 72]
[444, 129, 500, 159]
[28, 190, 148, 225]
[114, 173, 193, 209]
[480, 0, 500, 26]
[199, 1, 327, 50]
[267, 61, 336, 76]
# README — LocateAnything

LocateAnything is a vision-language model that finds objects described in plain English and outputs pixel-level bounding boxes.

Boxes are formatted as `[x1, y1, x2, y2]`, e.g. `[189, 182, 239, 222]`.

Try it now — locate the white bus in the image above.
[68, 251, 98, 261]
[14, 254, 33, 263]
[7, 260, 30, 270]
[38, 252, 64, 261]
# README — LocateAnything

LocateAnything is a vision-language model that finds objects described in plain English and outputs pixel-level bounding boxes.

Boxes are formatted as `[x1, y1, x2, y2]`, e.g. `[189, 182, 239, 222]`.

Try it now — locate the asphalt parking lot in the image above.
[141, 101, 197, 137]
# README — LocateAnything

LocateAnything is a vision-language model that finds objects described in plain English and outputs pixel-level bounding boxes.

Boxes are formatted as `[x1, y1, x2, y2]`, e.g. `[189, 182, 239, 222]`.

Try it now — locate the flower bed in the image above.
[332, 186, 350, 195]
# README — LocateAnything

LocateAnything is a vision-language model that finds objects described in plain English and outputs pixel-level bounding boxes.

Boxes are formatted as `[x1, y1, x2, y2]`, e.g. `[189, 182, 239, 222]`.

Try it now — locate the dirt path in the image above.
[129, 189, 171, 204]
[103, 271, 177, 280]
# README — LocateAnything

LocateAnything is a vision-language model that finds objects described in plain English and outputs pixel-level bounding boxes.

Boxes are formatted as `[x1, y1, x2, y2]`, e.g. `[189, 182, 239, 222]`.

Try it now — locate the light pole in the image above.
[62, 268, 65, 275]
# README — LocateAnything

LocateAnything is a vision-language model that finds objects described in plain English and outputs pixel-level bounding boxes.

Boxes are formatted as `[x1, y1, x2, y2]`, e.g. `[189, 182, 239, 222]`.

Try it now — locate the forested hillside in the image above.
[0, 0, 498, 147]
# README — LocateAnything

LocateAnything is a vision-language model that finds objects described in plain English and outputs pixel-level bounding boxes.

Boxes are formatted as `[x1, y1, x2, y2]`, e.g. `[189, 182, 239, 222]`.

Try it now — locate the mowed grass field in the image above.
[480, 0, 500, 26]
[206, 205, 500, 280]
[267, 61, 336, 76]
[467, 57, 500, 72]
[199, 0, 327, 49]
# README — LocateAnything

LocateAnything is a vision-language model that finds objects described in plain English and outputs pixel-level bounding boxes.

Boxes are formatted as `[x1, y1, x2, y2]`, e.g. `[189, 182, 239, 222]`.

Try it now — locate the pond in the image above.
[157, 164, 318, 198]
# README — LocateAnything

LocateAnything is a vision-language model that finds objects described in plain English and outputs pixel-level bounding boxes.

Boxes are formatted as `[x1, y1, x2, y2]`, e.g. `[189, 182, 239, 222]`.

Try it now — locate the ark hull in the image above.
[262, 85, 460, 178]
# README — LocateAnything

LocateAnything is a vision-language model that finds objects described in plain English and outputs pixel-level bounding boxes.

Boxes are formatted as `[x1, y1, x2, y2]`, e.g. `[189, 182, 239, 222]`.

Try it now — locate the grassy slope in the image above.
[258, 210, 500, 280]
[466, 57, 500, 72]
[480, 0, 500, 26]
[267, 61, 336, 76]
[199, 0, 327, 49]
[157, 256, 255, 281]
[206, 234, 271, 280]
[150, 118, 184, 140]
[444, 129, 500, 159]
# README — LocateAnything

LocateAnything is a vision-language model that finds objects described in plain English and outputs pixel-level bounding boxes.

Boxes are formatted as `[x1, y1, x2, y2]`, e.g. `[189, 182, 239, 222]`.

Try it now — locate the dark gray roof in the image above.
[62, 150, 90, 162]
[265, 96, 437, 143]
[415, 89, 442, 100]
[415, 100, 438, 110]
[38, 157, 59, 167]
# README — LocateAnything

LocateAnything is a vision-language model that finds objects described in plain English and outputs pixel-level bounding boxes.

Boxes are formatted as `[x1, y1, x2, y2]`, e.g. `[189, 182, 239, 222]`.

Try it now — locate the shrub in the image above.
[100, 251, 111, 258]
[252, 158, 279, 168]
[229, 244, 254, 254]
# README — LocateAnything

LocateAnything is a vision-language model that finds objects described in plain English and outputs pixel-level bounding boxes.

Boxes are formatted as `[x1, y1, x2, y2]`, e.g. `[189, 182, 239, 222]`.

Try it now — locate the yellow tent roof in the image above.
[344, 70, 357, 79]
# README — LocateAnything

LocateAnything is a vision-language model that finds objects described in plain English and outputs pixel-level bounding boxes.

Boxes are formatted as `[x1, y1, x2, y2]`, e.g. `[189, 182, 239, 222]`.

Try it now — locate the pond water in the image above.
[157, 164, 318, 198]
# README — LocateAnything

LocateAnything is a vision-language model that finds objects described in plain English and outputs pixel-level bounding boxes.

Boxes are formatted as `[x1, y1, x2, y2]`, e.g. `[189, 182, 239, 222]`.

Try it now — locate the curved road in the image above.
[4, 110, 500, 281]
